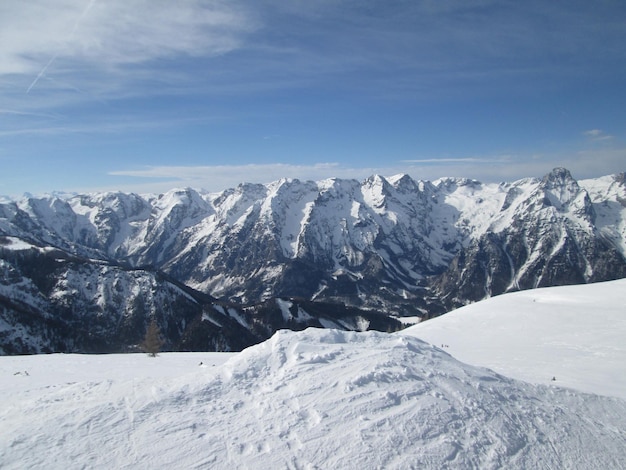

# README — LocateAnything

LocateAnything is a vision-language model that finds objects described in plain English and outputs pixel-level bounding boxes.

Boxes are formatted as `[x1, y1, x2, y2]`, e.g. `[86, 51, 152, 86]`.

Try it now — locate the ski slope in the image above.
[404, 278, 626, 400]
[1, 281, 626, 469]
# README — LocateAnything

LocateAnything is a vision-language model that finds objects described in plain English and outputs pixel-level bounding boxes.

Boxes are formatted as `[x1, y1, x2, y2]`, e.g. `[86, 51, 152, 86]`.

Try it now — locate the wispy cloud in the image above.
[401, 157, 512, 164]
[109, 161, 462, 194]
[109, 163, 347, 193]
[0, 113, 216, 138]
[0, 1, 256, 94]
[106, 148, 625, 195]
[7, 146, 621, 197]
[3, 1, 623, 105]
[583, 129, 613, 143]
[0, 108, 61, 119]
[399, 149, 626, 185]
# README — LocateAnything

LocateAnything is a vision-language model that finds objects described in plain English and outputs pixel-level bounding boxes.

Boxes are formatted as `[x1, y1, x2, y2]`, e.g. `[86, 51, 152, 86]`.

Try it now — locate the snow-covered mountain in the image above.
[1, 168, 625, 352]
[1, 280, 625, 468]
[0, 236, 401, 354]
[429, 168, 626, 311]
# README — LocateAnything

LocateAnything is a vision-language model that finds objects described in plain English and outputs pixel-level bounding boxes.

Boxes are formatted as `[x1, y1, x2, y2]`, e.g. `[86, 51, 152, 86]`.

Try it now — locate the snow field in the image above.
[404, 278, 626, 400]
[2, 320, 626, 469]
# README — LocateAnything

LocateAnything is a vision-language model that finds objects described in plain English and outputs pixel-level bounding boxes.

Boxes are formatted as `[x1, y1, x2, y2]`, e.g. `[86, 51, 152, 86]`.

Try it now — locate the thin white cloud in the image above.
[0, 1, 256, 90]
[108, 162, 431, 194]
[583, 129, 613, 142]
[0, 114, 214, 138]
[401, 157, 512, 164]
[8, 147, 623, 198]
[105, 149, 626, 196]
[3, 1, 623, 104]
[584, 129, 603, 138]
[109, 163, 347, 193]
[0, 108, 60, 118]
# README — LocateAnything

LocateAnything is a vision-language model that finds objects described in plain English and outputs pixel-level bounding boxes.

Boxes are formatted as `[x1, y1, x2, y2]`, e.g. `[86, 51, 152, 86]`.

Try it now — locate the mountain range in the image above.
[1, 167, 625, 353]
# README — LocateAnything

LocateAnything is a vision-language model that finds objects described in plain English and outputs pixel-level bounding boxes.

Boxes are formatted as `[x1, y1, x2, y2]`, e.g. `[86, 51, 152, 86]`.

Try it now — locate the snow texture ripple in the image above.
[1, 328, 625, 469]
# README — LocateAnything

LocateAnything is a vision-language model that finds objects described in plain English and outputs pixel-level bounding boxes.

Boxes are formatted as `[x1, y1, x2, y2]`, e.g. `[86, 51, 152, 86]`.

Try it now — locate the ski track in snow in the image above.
[2, 280, 626, 470]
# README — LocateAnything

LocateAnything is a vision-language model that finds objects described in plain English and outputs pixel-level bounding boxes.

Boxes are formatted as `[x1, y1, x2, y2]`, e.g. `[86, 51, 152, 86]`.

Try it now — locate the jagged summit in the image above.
[541, 166, 574, 185]
[538, 167, 588, 211]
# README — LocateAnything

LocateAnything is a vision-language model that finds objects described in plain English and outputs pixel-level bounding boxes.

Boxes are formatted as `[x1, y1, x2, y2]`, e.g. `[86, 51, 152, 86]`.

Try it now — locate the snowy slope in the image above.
[404, 278, 626, 400]
[0, 351, 235, 398]
[2, 292, 626, 469]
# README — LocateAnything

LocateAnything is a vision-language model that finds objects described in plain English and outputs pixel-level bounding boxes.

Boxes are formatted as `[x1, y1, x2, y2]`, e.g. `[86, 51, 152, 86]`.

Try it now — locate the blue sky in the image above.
[1, 0, 625, 196]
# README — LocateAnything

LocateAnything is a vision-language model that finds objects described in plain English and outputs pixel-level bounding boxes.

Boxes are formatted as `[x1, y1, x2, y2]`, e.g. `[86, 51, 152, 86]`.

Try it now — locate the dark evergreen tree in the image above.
[140, 319, 164, 357]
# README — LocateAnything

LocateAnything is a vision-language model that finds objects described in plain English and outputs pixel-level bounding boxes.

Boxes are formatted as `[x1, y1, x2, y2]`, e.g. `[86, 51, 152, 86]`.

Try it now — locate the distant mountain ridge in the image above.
[1, 168, 625, 353]
[0, 236, 401, 354]
[430, 168, 626, 309]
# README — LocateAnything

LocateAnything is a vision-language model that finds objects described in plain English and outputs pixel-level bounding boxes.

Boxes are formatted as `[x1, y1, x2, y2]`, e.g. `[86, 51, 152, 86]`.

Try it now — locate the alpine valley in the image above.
[1, 167, 625, 354]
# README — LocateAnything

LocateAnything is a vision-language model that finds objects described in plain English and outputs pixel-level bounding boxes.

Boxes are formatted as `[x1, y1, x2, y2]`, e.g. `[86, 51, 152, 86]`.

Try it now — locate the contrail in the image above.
[71, 0, 96, 35]
[26, 54, 59, 94]
[26, 0, 97, 94]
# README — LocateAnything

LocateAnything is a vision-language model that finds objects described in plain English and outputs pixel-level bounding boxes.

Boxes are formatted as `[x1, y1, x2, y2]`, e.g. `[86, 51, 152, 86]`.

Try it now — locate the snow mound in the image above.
[2, 329, 626, 469]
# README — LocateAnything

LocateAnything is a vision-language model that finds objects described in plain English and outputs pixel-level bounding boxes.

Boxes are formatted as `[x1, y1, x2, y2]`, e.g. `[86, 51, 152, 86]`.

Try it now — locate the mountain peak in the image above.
[537, 167, 589, 211]
[364, 174, 389, 186]
[541, 167, 575, 186]
[434, 177, 482, 191]
[387, 173, 419, 192]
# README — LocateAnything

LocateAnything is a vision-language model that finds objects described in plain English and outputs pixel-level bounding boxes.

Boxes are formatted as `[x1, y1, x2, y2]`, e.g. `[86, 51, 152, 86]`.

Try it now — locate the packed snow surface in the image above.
[2, 281, 626, 469]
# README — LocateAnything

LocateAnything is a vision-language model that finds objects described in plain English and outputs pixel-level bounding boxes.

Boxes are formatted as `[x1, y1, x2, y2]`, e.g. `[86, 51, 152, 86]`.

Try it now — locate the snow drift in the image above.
[1, 327, 626, 469]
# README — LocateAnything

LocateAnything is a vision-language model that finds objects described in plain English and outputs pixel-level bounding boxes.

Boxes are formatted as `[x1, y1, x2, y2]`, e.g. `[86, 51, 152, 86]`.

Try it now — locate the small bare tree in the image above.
[140, 319, 164, 357]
